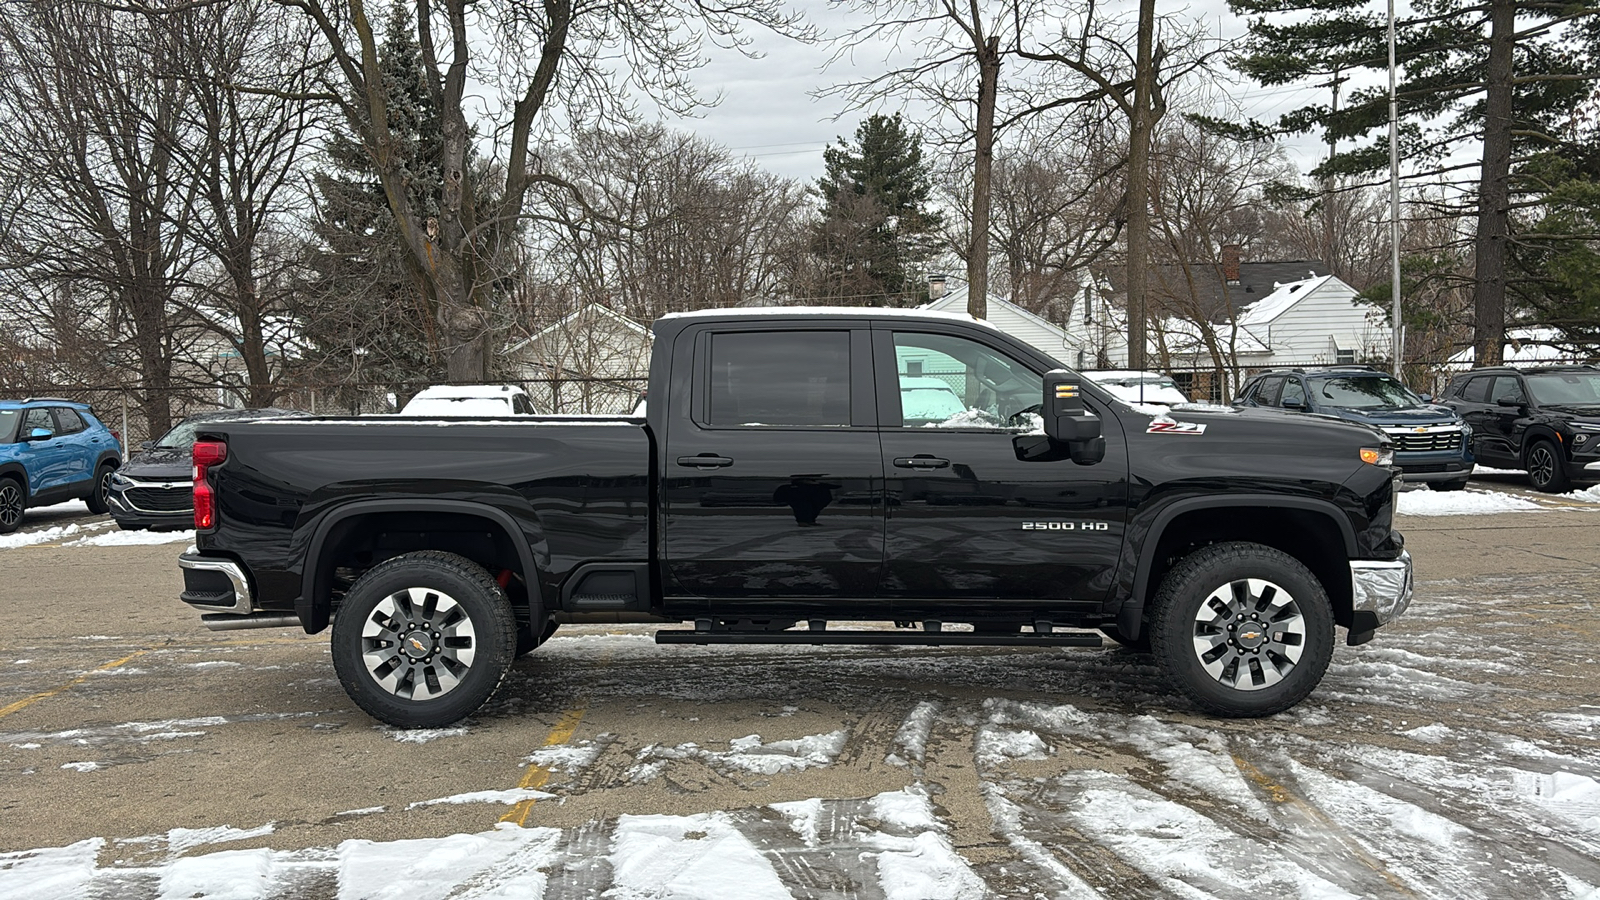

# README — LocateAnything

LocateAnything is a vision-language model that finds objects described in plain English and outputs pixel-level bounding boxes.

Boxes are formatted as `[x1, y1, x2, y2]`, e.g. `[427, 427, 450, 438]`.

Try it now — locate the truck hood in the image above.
[1132, 402, 1388, 441]
[1321, 405, 1462, 427]
[118, 446, 192, 480]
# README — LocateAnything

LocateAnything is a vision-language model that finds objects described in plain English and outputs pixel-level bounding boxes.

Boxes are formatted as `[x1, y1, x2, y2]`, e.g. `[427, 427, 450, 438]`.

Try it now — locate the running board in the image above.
[655, 630, 1102, 647]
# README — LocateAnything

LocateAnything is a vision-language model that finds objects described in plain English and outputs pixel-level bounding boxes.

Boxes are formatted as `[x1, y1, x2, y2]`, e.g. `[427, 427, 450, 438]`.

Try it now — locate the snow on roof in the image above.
[660, 305, 980, 324]
[408, 384, 523, 399]
[1236, 274, 1335, 327]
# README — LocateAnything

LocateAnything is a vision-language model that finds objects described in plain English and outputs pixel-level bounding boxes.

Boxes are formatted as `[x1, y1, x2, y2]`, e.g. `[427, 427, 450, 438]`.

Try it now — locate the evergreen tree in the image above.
[1227, 0, 1600, 363]
[300, 1, 445, 402]
[811, 114, 944, 306]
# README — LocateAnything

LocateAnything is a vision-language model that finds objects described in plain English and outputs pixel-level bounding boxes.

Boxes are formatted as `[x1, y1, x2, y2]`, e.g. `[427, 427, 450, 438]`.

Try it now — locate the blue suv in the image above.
[0, 398, 124, 533]
[1234, 366, 1474, 490]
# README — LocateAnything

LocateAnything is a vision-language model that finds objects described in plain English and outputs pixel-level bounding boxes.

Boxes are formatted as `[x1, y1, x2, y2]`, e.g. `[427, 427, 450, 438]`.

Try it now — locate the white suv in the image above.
[1082, 370, 1189, 408]
[400, 385, 539, 416]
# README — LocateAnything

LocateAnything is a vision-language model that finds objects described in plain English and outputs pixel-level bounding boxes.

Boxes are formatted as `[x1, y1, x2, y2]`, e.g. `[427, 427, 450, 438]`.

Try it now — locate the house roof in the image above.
[1236, 274, 1338, 327]
[1147, 260, 1332, 322]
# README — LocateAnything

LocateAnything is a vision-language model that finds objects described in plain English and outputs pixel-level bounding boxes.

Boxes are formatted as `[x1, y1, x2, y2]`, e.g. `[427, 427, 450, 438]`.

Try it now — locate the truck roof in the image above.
[658, 306, 985, 327]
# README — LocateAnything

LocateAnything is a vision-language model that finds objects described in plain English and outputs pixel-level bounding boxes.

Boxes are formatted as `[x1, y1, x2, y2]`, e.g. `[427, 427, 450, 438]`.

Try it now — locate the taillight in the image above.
[193, 440, 227, 531]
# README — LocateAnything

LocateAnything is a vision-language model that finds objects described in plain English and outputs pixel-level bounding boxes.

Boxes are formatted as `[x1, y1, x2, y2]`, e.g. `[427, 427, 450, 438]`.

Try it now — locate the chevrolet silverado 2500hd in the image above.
[178, 308, 1412, 726]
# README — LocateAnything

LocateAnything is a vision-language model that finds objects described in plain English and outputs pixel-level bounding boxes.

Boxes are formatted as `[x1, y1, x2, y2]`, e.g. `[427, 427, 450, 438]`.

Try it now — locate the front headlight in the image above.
[109, 473, 131, 487]
[1571, 422, 1600, 432]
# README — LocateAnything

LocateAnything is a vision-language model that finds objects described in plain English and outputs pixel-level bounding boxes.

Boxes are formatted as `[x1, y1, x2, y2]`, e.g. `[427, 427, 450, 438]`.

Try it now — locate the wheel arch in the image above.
[0, 463, 28, 497]
[1120, 496, 1357, 639]
[298, 498, 542, 636]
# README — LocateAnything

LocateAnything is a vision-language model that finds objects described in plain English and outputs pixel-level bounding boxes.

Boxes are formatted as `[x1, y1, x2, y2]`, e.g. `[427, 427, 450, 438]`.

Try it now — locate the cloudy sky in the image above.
[660, 1, 1354, 185]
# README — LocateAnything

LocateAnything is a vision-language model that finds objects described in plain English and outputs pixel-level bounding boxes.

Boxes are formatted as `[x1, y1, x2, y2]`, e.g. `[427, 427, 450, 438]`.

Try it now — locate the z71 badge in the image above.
[1147, 420, 1207, 435]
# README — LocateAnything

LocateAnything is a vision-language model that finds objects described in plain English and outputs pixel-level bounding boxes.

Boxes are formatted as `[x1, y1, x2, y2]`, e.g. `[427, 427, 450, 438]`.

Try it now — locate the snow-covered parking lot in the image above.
[1, 481, 1598, 899]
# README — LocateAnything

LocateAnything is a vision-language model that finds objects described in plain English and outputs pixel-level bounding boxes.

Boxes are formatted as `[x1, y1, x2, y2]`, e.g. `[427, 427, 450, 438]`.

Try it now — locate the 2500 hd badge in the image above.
[1021, 521, 1111, 530]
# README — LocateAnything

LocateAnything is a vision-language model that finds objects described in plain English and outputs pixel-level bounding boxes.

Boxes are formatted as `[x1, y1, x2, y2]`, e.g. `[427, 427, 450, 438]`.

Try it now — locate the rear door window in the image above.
[706, 331, 851, 427]
[1254, 376, 1284, 406]
[51, 408, 87, 435]
[1460, 376, 1490, 403]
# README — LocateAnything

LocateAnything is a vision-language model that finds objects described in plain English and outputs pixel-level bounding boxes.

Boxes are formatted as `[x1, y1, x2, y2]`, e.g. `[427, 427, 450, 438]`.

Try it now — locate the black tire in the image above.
[85, 465, 114, 514]
[1098, 623, 1152, 654]
[1524, 440, 1571, 493]
[1432, 478, 1469, 492]
[1149, 542, 1334, 717]
[0, 477, 23, 535]
[331, 551, 517, 728]
[515, 618, 559, 658]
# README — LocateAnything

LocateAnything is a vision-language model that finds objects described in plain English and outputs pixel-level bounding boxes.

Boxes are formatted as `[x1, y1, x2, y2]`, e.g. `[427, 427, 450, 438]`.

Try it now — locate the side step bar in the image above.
[655, 630, 1102, 647]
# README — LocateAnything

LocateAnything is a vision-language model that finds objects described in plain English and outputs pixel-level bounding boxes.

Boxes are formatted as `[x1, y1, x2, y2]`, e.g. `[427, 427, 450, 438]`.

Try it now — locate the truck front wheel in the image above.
[1149, 542, 1334, 717]
[331, 551, 517, 728]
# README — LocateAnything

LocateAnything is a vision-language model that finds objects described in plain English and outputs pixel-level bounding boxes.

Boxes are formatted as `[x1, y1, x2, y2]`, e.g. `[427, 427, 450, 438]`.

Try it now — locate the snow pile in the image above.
[1559, 485, 1600, 504]
[1513, 771, 1600, 836]
[339, 824, 562, 900]
[62, 528, 195, 547]
[865, 788, 988, 900]
[524, 739, 605, 774]
[0, 524, 82, 549]
[385, 726, 467, 743]
[885, 700, 939, 766]
[629, 730, 847, 781]
[406, 788, 556, 809]
[974, 726, 1048, 767]
[608, 813, 789, 900]
[1397, 489, 1542, 516]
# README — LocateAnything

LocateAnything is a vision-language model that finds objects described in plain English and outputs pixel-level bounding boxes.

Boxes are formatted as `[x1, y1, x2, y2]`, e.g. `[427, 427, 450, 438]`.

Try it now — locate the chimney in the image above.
[1221, 244, 1242, 284]
[927, 273, 948, 301]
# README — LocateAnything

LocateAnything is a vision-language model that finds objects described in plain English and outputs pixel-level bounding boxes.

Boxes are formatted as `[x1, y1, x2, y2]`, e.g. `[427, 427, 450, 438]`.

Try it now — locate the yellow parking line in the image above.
[0, 650, 149, 720]
[502, 707, 587, 826]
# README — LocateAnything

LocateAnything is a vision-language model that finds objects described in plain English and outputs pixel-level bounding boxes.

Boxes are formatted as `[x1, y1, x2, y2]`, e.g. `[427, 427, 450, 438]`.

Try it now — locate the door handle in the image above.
[677, 454, 734, 469]
[894, 456, 950, 469]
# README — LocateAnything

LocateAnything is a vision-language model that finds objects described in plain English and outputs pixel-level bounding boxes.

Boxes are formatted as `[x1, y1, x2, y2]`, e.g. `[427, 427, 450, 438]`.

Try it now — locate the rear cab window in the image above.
[705, 331, 852, 427]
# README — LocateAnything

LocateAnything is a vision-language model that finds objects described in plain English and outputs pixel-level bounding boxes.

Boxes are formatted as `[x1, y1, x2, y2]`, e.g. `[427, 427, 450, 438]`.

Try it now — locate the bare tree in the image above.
[525, 125, 811, 323]
[274, 0, 807, 381]
[0, 1, 201, 433]
[167, 0, 323, 407]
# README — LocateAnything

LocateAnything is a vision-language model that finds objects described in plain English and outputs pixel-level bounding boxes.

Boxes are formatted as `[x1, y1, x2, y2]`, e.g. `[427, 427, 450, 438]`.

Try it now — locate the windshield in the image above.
[1311, 375, 1425, 410]
[0, 409, 18, 444]
[155, 419, 203, 449]
[1525, 372, 1600, 407]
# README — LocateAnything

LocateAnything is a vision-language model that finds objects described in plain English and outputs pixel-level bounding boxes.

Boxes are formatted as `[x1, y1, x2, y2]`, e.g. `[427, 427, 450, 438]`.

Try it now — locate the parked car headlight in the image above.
[1361, 447, 1394, 467]
[1570, 422, 1600, 431]
[109, 473, 131, 487]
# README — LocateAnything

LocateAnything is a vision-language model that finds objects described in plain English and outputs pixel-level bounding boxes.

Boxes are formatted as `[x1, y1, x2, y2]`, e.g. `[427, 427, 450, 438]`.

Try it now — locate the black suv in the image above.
[1440, 365, 1600, 492]
[1235, 366, 1474, 489]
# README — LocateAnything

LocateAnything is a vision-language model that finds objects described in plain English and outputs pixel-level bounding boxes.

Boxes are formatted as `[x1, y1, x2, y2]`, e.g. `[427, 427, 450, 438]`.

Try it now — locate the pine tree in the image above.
[300, 1, 446, 402]
[1228, 0, 1600, 364]
[812, 114, 944, 306]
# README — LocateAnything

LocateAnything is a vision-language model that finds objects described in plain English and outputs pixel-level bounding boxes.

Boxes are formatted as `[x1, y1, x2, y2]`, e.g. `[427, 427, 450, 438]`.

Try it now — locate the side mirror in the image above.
[26, 427, 55, 442]
[1042, 370, 1104, 464]
[1282, 400, 1306, 410]
[1419, 393, 1433, 403]
[140, 441, 155, 451]
[1497, 397, 1523, 409]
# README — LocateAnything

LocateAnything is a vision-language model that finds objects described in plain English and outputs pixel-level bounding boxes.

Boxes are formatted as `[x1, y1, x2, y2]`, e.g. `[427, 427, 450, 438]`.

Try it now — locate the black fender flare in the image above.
[1520, 425, 1568, 463]
[1119, 494, 1358, 637]
[297, 498, 543, 634]
[0, 462, 28, 499]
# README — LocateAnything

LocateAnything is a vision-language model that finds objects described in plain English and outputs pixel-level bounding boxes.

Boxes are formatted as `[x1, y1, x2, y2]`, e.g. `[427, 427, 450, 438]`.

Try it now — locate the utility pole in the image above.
[1387, 0, 1403, 378]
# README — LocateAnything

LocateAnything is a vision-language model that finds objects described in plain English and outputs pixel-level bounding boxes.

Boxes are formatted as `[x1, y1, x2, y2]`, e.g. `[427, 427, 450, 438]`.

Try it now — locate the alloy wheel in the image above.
[359, 587, 478, 700]
[1190, 577, 1307, 691]
[1528, 445, 1556, 487]
[0, 483, 21, 530]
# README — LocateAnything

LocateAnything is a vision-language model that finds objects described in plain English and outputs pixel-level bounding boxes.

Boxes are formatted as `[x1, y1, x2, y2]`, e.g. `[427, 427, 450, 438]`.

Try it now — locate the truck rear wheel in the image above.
[331, 551, 517, 728]
[1149, 542, 1333, 717]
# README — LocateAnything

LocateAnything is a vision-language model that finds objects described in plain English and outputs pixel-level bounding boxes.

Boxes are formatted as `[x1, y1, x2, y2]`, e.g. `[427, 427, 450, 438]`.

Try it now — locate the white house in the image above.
[503, 303, 652, 414]
[1062, 272, 1386, 371]
[919, 279, 1083, 364]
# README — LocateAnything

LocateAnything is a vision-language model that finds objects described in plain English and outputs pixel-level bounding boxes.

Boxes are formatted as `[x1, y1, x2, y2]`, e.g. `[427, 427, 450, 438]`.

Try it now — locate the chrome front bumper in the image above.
[1350, 550, 1413, 626]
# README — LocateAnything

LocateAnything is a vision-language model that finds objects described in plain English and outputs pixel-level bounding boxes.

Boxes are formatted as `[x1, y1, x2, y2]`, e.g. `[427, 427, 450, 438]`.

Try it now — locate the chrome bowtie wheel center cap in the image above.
[400, 629, 436, 660]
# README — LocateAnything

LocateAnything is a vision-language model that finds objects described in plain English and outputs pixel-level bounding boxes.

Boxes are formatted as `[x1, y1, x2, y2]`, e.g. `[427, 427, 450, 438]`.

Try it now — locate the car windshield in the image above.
[155, 420, 203, 449]
[0, 409, 18, 444]
[1311, 375, 1424, 410]
[1525, 372, 1600, 407]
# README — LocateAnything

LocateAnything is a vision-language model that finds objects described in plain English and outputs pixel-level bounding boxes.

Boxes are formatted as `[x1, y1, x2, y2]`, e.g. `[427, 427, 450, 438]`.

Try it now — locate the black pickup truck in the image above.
[178, 309, 1412, 727]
